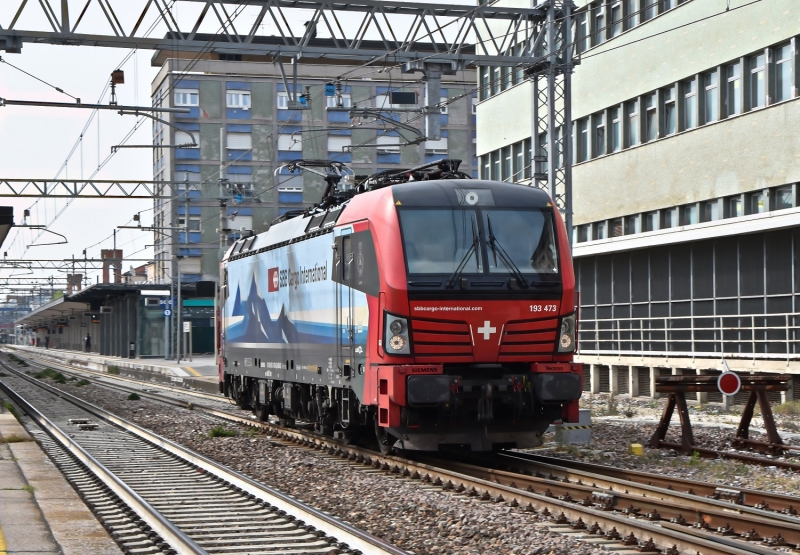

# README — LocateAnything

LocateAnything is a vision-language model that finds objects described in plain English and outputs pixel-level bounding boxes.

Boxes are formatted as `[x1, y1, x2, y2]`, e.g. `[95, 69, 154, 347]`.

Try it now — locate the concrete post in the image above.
[783, 376, 795, 404]
[696, 369, 708, 404]
[649, 367, 658, 399]
[629, 365, 639, 398]
[610, 366, 619, 395]
[590, 364, 601, 394]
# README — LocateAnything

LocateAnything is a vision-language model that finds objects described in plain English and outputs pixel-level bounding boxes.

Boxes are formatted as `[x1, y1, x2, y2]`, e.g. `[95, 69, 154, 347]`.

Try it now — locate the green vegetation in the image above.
[76, 379, 90, 387]
[3, 401, 19, 420]
[34, 368, 67, 384]
[209, 425, 237, 438]
[107, 366, 120, 375]
[0, 434, 29, 444]
[688, 450, 702, 467]
[22, 484, 35, 493]
[774, 400, 800, 416]
[0, 373, 7, 377]
[126, 393, 141, 401]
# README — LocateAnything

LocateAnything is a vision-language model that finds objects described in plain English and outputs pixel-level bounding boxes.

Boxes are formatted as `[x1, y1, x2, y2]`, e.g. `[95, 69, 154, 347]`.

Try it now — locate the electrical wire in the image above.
[0, 56, 80, 101]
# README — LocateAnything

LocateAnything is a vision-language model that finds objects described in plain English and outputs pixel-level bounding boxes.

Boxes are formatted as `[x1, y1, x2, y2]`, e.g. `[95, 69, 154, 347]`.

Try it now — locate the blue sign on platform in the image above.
[163, 309, 172, 317]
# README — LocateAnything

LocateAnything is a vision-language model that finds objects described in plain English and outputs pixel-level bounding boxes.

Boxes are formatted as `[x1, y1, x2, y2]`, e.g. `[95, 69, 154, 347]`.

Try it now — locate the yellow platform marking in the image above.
[0, 524, 8, 554]
[183, 366, 202, 377]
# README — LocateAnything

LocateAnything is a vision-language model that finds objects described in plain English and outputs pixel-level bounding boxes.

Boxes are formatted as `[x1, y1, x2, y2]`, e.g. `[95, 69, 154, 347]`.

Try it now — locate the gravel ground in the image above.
[44, 379, 607, 555]
[538, 393, 800, 496]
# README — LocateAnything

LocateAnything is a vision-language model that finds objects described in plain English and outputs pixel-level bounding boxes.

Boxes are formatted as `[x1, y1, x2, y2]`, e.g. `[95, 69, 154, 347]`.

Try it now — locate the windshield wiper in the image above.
[445, 216, 480, 289]
[486, 215, 529, 289]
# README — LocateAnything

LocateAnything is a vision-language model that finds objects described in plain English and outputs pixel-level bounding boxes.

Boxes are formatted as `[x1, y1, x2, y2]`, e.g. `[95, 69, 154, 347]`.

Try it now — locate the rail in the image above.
[578, 311, 800, 359]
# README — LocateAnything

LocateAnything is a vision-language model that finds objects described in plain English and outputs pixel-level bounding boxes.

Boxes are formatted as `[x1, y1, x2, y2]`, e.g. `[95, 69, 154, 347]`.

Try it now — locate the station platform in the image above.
[0, 406, 122, 555]
[5, 345, 220, 394]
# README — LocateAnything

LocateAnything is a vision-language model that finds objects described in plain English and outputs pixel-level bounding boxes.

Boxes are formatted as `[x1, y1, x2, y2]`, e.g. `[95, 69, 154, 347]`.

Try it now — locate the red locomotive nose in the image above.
[409, 300, 561, 364]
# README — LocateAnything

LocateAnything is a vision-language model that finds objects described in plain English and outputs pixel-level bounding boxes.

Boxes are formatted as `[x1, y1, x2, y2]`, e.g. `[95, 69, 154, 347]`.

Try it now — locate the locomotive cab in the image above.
[367, 180, 582, 451]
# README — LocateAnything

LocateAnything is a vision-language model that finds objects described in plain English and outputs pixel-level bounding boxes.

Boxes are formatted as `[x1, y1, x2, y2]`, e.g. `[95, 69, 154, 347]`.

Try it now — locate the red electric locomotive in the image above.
[219, 159, 581, 453]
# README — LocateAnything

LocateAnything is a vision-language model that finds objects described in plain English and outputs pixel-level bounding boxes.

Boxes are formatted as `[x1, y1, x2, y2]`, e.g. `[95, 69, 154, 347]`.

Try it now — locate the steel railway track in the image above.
[0, 363, 406, 555]
[6, 350, 800, 554]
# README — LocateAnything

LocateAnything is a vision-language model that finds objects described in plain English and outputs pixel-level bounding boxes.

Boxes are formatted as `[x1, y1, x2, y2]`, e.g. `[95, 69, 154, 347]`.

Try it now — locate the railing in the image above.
[578, 312, 800, 359]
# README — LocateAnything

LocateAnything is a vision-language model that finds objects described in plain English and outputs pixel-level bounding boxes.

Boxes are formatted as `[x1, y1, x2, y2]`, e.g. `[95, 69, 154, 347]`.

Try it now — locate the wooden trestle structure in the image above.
[648, 373, 791, 455]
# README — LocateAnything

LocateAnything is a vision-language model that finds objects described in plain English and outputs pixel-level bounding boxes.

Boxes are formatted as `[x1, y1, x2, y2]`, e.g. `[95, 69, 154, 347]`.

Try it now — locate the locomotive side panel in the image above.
[223, 232, 368, 389]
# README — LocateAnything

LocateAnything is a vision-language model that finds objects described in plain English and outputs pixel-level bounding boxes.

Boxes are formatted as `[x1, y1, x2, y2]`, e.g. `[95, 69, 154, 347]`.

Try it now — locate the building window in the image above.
[626, 100, 638, 147]
[701, 200, 719, 222]
[492, 67, 501, 96]
[472, 97, 478, 115]
[227, 133, 252, 150]
[643, 0, 657, 21]
[749, 53, 766, 109]
[575, 12, 588, 54]
[663, 86, 676, 135]
[278, 133, 302, 151]
[594, 5, 605, 46]
[727, 195, 743, 218]
[611, 218, 623, 237]
[327, 135, 351, 154]
[481, 154, 490, 179]
[775, 186, 794, 209]
[277, 92, 289, 109]
[679, 204, 698, 225]
[512, 141, 524, 181]
[703, 71, 719, 123]
[480, 67, 491, 100]
[642, 211, 658, 232]
[725, 62, 742, 116]
[594, 112, 606, 157]
[624, 215, 640, 235]
[682, 79, 697, 130]
[174, 89, 199, 106]
[748, 191, 767, 214]
[661, 207, 678, 229]
[227, 91, 251, 109]
[645, 93, 657, 141]
[624, 0, 637, 29]
[425, 136, 448, 156]
[577, 225, 589, 243]
[775, 43, 793, 102]
[326, 94, 352, 108]
[593, 221, 607, 240]
[491, 150, 501, 180]
[500, 146, 512, 181]
[376, 135, 400, 153]
[577, 118, 589, 162]
[610, 2, 622, 37]
[178, 215, 201, 231]
[610, 107, 622, 152]
[660, 0, 676, 10]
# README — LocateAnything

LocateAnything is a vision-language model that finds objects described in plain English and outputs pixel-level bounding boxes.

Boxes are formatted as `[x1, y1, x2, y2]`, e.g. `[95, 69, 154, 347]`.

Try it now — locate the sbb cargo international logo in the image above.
[268, 268, 279, 292]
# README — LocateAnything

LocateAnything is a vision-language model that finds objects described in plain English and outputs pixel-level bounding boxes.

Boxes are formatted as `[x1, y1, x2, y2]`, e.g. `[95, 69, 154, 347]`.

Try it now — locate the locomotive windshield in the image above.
[398, 208, 558, 277]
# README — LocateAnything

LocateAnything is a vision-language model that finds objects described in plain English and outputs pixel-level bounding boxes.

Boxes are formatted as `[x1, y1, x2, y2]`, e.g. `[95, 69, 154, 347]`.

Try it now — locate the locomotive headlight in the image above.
[558, 312, 577, 353]
[384, 312, 410, 355]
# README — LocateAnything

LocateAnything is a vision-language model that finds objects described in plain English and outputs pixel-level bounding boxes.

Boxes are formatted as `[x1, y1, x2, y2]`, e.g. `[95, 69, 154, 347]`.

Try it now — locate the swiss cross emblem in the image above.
[476, 320, 496, 340]
[268, 268, 279, 292]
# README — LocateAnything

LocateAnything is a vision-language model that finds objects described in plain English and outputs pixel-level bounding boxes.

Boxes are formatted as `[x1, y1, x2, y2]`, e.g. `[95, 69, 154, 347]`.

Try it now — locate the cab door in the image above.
[334, 233, 355, 377]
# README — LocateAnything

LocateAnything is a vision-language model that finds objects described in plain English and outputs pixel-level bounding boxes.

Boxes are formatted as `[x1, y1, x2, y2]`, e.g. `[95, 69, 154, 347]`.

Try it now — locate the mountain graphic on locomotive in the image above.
[219, 159, 582, 453]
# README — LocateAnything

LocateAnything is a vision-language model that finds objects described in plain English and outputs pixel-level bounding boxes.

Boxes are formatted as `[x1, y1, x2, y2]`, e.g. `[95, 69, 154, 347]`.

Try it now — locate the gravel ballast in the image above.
[41, 379, 607, 555]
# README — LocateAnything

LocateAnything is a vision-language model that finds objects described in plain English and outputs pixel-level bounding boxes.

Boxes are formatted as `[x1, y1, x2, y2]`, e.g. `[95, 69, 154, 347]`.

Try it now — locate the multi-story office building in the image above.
[477, 0, 800, 402]
[150, 50, 477, 284]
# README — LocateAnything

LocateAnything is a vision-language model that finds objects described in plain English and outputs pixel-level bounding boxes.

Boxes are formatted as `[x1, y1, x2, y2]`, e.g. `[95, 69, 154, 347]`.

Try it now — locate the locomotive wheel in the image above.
[374, 418, 395, 455]
[255, 402, 270, 422]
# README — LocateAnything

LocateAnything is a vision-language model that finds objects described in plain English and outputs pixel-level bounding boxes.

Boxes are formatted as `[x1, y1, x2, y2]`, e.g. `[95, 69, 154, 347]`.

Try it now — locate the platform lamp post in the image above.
[175, 254, 183, 364]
